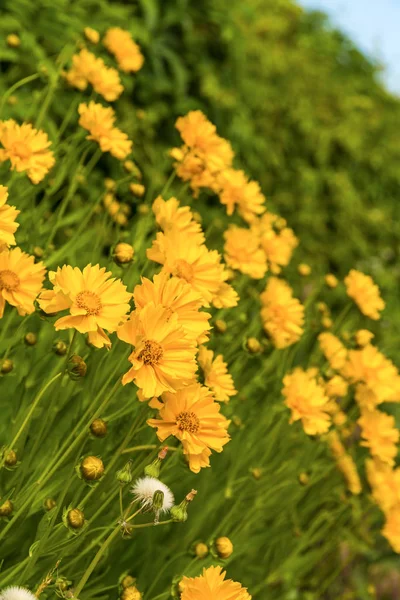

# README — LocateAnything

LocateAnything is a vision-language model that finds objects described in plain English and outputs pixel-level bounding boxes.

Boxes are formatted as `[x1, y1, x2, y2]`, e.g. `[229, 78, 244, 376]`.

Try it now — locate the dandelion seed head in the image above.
[0, 586, 36, 600]
[131, 476, 174, 513]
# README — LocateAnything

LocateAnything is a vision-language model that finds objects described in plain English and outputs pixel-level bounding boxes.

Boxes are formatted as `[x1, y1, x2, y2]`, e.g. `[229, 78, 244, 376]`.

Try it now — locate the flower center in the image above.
[176, 411, 200, 433]
[173, 259, 194, 283]
[11, 141, 31, 160]
[138, 339, 163, 365]
[76, 290, 102, 316]
[0, 269, 20, 291]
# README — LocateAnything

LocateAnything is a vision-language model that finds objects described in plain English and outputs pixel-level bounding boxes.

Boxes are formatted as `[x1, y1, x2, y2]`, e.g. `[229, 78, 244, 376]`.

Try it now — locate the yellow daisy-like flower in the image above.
[152, 196, 205, 244]
[324, 374, 348, 398]
[217, 168, 266, 223]
[180, 566, 251, 600]
[342, 344, 400, 409]
[0, 186, 19, 247]
[344, 269, 385, 320]
[0, 119, 55, 184]
[211, 280, 239, 309]
[355, 329, 374, 347]
[147, 231, 224, 307]
[251, 213, 298, 274]
[358, 409, 399, 466]
[382, 508, 400, 553]
[366, 458, 400, 515]
[198, 345, 236, 402]
[103, 27, 144, 73]
[282, 367, 333, 435]
[223, 226, 267, 280]
[117, 303, 197, 398]
[78, 102, 132, 160]
[327, 431, 361, 495]
[318, 332, 347, 371]
[65, 49, 123, 101]
[260, 277, 304, 348]
[0, 247, 45, 318]
[38, 264, 131, 348]
[133, 272, 211, 343]
[148, 382, 230, 473]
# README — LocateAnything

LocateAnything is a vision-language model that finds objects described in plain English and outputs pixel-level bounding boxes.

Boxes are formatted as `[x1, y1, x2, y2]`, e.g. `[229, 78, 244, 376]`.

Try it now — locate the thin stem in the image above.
[0, 73, 40, 115]
[131, 519, 172, 529]
[159, 170, 176, 197]
[122, 445, 179, 455]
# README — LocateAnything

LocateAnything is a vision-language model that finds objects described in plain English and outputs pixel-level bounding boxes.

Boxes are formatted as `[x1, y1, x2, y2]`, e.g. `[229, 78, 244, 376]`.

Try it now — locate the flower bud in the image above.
[144, 447, 168, 478]
[121, 587, 142, 600]
[192, 211, 202, 224]
[117, 461, 133, 485]
[215, 536, 233, 559]
[7, 34, 20, 47]
[24, 332, 37, 346]
[114, 242, 134, 265]
[317, 302, 329, 314]
[129, 183, 145, 198]
[4, 449, 17, 467]
[138, 203, 149, 215]
[120, 575, 136, 589]
[67, 508, 85, 529]
[298, 263, 311, 276]
[90, 418, 107, 438]
[33, 246, 44, 258]
[44, 498, 57, 511]
[115, 213, 128, 227]
[214, 319, 227, 334]
[80, 456, 105, 481]
[322, 317, 333, 329]
[123, 160, 135, 173]
[1, 359, 13, 374]
[194, 542, 209, 558]
[7, 95, 18, 106]
[84, 27, 100, 44]
[68, 355, 87, 380]
[104, 178, 116, 191]
[325, 274, 339, 288]
[298, 472, 309, 486]
[251, 467, 262, 480]
[246, 337, 262, 354]
[355, 329, 374, 347]
[53, 340, 67, 356]
[171, 489, 197, 523]
[0, 499, 13, 517]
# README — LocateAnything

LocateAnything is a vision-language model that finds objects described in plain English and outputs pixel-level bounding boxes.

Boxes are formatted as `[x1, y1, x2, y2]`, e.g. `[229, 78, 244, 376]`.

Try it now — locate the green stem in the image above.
[122, 445, 179, 454]
[0, 73, 40, 115]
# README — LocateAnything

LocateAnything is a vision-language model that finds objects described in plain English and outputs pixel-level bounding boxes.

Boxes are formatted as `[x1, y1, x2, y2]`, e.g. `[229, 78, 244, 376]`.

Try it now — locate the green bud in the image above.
[170, 503, 187, 523]
[152, 490, 164, 511]
[67, 355, 87, 380]
[117, 461, 133, 485]
[144, 458, 161, 478]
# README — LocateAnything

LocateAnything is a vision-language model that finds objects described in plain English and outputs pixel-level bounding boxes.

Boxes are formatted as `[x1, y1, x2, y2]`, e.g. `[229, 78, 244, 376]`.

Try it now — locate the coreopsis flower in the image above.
[117, 303, 197, 398]
[152, 196, 205, 244]
[366, 458, 400, 514]
[324, 375, 348, 398]
[133, 272, 211, 343]
[217, 168, 266, 223]
[355, 329, 374, 347]
[223, 226, 267, 280]
[327, 431, 361, 495]
[211, 280, 239, 309]
[131, 477, 174, 513]
[148, 382, 230, 473]
[38, 264, 131, 348]
[342, 344, 400, 409]
[198, 345, 236, 402]
[147, 231, 224, 307]
[382, 509, 400, 553]
[103, 27, 144, 73]
[358, 409, 399, 465]
[65, 49, 123, 101]
[318, 332, 347, 371]
[260, 277, 304, 348]
[344, 269, 385, 320]
[282, 368, 333, 435]
[78, 102, 132, 160]
[179, 566, 251, 600]
[0, 248, 45, 318]
[0, 120, 55, 184]
[251, 213, 298, 274]
[0, 587, 36, 600]
[0, 186, 19, 247]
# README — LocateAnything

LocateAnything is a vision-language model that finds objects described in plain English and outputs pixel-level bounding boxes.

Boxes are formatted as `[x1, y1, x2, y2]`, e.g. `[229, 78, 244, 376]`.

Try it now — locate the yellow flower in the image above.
[318, 332, 347, 371]
[282, 367, 333, 435]
[133, 272, 211, 343]
[251, 213, 298, 274]
[39, 264, 131, 348]
[358, 409, 399, 466]
[0, 186, 19, 247]
[147, 231, 224, 307]
[0, 247, 45, 317]
[117, 303, 197, 398]
[325, 273, 339, 288]
[179, 566, 251, 600]
[216, 169, 266, 223]
[343, 344, 400, 409]
[344, 269, 385, 320]
[198, 345, 236, 402]
[211, 280, 239, 309]
[298, 263, 311, 276]
[327, 431, 361, 495]
[65, 49, 123, 101]
[324, 375, 348, 398]
[78, 102, 132, 160]
[382, 509, 400, 553]
[366, 458, 400, 514]
[260, 277, 304, 348]
[0, 120, 55, 184]
[152, 196, 205, 244]
[148, 383, 230, 473]
[224, 226, 267, 280]
[103, 27, 144, 73]
[355, 329, 374, 347]
[84, 27, 100, 44]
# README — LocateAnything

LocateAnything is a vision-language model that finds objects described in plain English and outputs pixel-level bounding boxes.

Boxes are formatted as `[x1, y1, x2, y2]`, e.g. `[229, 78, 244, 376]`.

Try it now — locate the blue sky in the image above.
[298, 0, 400, 94]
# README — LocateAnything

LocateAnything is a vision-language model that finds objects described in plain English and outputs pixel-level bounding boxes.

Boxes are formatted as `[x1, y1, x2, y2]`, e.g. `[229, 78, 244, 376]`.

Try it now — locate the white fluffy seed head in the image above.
[131, 476, 174, 513]
[0, 587, 37, 600]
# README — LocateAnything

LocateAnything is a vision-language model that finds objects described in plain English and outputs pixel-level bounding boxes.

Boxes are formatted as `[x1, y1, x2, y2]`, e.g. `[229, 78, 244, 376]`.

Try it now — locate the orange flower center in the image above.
[0, 269, 20, 291]
[176, 411, 200, 433]
[11, 141, 31, 160]
[173, 259, 194, 283]
[76, 290, 102, 316]
[138, 339, 163, 365]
